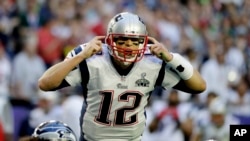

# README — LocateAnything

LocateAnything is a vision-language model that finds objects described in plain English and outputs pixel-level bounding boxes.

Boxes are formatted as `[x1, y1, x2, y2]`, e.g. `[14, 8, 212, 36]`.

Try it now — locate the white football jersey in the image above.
[64, 44, 180, 141]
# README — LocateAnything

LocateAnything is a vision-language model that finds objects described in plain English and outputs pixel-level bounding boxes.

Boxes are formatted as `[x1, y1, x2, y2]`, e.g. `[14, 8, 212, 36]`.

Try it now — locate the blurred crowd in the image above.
[0, 0, 249, 141]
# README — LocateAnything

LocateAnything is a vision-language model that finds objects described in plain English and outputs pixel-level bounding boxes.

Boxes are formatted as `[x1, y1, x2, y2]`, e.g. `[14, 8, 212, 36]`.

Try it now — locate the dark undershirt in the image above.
[110, 56, 134, 76]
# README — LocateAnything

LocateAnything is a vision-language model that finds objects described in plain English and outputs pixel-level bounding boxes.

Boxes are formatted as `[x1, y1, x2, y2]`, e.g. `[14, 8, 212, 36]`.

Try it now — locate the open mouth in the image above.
[117, 53, 134, 59]
[125, 50, 133, 56]
[125, 55, 134, 59]
[125, 50, 137, 58]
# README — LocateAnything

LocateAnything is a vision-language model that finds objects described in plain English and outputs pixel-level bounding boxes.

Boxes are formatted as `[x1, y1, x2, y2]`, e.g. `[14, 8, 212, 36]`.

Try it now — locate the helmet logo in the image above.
[115, 14, 123, 22]
[57, 129, 71, 138]
[138, 16, 145, 25]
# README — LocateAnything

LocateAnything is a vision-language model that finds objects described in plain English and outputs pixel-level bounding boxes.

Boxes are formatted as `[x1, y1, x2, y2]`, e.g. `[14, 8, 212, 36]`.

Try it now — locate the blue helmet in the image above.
[32, 120, 77, 141]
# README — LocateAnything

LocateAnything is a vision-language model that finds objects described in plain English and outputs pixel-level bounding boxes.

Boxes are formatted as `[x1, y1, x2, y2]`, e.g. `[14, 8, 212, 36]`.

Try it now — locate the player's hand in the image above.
[81, 36, 105, 59]
[148, 36, 173, 62]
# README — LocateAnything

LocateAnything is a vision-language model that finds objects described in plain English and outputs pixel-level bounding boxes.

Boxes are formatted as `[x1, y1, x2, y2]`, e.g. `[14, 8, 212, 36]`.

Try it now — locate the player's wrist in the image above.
[77, 51, 89, 60]
[164, 53, 173, 62]
[166, 53, 194, 80]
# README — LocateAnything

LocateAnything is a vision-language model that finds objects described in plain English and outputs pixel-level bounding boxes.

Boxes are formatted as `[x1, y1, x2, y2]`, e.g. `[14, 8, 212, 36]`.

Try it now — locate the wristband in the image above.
[167, 53, 194, 80]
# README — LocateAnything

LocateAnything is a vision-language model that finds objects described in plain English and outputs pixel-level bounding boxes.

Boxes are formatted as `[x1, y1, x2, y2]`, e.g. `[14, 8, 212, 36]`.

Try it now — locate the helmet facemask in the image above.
[106, 12, 148, 65]
[106, 34, 148, 63]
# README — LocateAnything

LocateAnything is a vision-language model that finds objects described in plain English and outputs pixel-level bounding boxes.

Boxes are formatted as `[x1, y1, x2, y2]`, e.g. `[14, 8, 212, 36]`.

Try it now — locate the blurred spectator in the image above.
[191, 91, 219, 128]
[156, 8, 181, 48]
[148, 90, 187, 141]
[19, 0, 40, 30]
[0, 0, 19, 57]
[227, 76, 250, 122]
[191, 98, 239, 141]
[11, 29, 46, 104]
[62, 15, 95, 57]
[183, 47, 202, 75]
[28, 90, 62, 129]
[183, 1, 206, 56]
[38, 0, 57, 27]
[200, 41, 231, 103]
[222, 35, 245, 74]
[37, 15, 64, 68]
[19, 90, 62, 139]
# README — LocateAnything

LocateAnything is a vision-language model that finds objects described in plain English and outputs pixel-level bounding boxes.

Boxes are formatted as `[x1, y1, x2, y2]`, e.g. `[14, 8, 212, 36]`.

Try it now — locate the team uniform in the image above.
[58, 44, 181, 141]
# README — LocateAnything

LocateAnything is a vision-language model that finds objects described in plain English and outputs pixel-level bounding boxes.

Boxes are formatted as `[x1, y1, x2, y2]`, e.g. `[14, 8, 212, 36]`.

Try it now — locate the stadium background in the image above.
[0, 0, 249, 141]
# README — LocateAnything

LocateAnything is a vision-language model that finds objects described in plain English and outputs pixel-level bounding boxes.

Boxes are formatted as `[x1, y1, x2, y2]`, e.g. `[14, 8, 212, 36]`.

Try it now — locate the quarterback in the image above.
[38, 12, 206, 141]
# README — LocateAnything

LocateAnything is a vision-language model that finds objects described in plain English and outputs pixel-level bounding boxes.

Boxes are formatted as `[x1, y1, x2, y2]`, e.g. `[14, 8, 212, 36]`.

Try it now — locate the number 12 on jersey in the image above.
[94, 91, 143, 126]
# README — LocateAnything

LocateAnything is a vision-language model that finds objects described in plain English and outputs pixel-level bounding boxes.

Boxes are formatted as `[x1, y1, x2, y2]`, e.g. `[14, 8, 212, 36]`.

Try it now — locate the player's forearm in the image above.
[187, 70, 206, 92]
[166, 53, 206, 94]
[38, 54, 85, 91]
[173, 69, 206, 94]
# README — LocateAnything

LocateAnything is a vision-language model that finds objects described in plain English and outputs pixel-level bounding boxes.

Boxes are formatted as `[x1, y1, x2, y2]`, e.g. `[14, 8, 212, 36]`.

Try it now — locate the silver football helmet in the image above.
[105, 12, 148, 63]
[32, 120, 77, 141]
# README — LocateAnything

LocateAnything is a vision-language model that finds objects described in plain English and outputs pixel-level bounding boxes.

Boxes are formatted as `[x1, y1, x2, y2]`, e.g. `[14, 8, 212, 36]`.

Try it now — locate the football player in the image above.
[38, 12, 206, 141]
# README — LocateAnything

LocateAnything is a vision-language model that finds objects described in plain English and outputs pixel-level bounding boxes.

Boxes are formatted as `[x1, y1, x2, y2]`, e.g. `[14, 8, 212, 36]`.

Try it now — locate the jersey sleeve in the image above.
[162, 65, 181, 89]
[64, 44, 86, 87]
[65, 68, 81, 87]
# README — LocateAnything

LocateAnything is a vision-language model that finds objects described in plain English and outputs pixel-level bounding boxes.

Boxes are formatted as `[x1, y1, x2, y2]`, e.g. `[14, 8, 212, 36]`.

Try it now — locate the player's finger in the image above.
[95, 40, 103, 46]
[149, 45, 158, 55]
[149, 44, 158, 52]
[153, 47, 161, 56]
[94, 36, 106, 45]
[148, 36, 159, 44]
[92, 44, 102, 54]
[95, 36, 106, 41]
